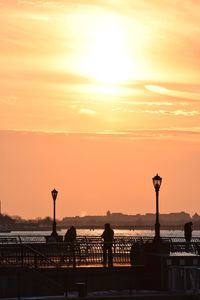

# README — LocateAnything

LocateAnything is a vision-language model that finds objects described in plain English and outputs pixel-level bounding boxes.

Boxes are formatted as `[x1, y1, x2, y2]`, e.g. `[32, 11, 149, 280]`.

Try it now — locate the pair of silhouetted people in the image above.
[184, 222, 193, 252]
[101, 223, 114, 267]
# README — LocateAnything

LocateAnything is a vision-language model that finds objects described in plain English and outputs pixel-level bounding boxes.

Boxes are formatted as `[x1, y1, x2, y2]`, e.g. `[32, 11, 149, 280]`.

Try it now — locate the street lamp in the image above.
[51, 189, 58, 235]
[152, 174, 162, 241]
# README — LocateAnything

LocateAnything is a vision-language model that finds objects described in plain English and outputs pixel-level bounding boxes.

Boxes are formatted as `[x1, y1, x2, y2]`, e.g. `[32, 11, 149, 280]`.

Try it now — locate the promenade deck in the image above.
[0, 235, 200, 268]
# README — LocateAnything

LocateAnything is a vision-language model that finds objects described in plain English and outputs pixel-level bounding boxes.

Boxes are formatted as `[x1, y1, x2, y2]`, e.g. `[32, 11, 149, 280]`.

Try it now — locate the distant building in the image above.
[192, 213, 200, 225]
[106, 210, 111, 217]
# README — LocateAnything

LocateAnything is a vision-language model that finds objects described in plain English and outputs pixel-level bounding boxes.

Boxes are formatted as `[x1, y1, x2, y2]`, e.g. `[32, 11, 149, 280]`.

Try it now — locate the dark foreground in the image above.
[4, 293, 198, 300]
[0, 264, 199, 299]
[0, 237, 200, 298]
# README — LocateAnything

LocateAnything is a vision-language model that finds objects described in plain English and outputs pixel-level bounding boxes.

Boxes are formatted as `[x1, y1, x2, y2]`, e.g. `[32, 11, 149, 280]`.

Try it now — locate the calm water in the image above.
[1, 229, 200, 237]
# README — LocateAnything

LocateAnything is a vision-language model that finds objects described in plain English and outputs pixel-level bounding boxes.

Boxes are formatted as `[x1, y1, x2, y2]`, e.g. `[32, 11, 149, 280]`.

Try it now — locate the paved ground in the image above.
[4, 290, 197, 300]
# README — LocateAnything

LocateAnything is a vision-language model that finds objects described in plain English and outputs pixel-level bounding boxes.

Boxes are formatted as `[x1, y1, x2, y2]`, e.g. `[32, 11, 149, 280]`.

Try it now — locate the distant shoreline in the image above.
[1, 225, 197, 232]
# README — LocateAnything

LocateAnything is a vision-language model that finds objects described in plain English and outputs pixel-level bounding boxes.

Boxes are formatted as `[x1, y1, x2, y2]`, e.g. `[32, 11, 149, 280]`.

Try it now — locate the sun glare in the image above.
[79, 15, 140, 84]
[58, 10, 150, 90]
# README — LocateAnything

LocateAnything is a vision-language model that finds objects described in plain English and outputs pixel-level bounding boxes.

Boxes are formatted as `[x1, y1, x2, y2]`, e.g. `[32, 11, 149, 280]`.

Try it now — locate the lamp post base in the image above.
[46, 231, 62, 243]
[153, 236, 162, 243]
[152, 237, 170, 254]
[51, 230, 58, 237]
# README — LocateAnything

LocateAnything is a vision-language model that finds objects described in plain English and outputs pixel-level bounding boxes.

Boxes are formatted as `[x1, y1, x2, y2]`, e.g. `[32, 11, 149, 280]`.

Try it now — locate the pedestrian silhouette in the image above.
[64, 226, 77, 243]
[184, 222, 193, 252]
[64, 226, 77, 266]
[101, 223, 114, 267]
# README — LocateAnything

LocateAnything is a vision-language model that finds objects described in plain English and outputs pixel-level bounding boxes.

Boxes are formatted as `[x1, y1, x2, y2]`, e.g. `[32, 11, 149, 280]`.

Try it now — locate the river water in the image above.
[1, 229, 199, 238]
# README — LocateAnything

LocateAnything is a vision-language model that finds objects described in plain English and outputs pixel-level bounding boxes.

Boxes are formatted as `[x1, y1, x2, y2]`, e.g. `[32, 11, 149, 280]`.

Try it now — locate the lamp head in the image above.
[51, 189, 58, 201]
[152, 174, 162, 191]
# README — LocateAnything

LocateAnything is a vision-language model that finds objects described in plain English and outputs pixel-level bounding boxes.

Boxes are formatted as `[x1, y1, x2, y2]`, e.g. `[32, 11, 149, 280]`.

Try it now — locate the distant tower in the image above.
[106, 210, 111, 217]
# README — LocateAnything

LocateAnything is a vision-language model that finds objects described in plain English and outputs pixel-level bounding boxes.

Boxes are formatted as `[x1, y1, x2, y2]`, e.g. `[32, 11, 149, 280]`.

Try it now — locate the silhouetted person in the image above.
[101, 223, 114, 267]
[184, 222, 193, 252]
[64, 226, 77, 266]
[64, 226, 77, 243]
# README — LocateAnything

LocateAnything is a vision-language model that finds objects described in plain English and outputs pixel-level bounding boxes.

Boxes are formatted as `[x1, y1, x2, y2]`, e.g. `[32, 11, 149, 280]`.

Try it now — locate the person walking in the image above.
[64, 226, 77, 266]
[101, 223, 114, 267]
[184, 222, 193, 252]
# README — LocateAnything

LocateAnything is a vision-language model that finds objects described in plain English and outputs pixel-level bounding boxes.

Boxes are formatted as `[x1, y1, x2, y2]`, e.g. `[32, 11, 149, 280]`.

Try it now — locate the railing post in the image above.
[34, 253, 38, 269]
[73, 244, 76, 268]
[17, 269, 21, 300]
[20, 244, 24, 268]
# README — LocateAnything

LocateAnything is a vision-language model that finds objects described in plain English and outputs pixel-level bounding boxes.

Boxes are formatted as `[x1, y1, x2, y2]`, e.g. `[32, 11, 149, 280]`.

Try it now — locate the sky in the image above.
[0, 0, 200, 219]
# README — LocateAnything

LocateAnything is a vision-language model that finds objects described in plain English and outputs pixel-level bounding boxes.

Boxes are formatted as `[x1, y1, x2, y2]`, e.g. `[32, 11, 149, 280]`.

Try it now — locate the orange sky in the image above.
[0, 0, 200, 219]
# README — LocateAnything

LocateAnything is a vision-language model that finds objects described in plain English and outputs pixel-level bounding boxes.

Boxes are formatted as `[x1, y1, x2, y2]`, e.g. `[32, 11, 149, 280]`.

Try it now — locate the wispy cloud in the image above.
[79, 108, 97, 115]
[1, 128, 200, 141]
[18, 0, 64, 8]
[146, 85, 200, 101]
[112, 108, 200, 117]
[141, 109, 200, 117]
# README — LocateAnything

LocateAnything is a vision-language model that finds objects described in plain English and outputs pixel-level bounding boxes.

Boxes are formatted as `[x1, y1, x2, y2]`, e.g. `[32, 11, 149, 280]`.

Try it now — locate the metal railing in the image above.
[1, 234, 200, 244]
[0, 240, 133, 268]
[168, 266, 200, 293]
[0, 236, 200, 269]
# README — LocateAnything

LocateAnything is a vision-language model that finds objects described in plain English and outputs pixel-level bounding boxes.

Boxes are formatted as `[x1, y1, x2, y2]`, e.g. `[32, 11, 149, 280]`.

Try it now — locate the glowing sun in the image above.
[80, 15, 138, 84]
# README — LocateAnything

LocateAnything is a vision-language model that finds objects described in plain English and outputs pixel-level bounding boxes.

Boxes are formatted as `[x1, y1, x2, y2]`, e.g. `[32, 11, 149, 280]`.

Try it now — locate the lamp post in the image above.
[152, 174, 162, 241]
[51, 189, 58, 235]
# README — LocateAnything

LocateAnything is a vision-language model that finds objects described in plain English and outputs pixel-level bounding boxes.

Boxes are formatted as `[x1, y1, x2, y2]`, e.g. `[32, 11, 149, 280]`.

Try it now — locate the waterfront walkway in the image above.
[0, 235, 200, 268]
